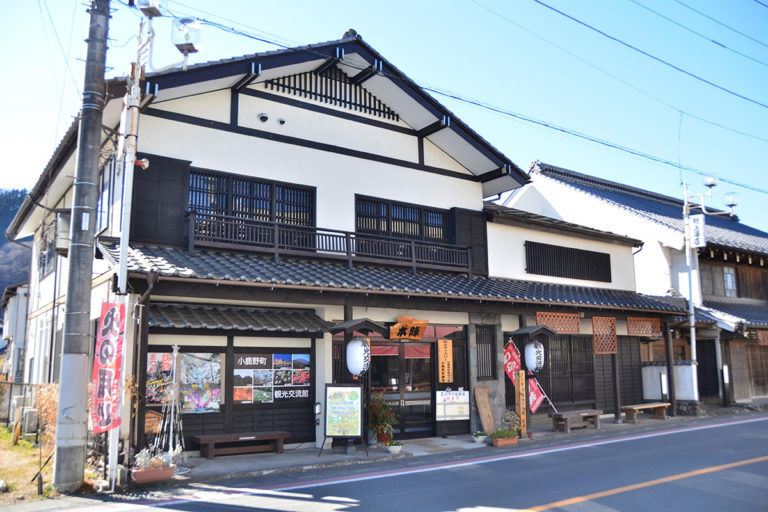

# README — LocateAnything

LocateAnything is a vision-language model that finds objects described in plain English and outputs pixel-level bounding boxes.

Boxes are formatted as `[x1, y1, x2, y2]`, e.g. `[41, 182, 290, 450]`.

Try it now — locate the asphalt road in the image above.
[11, 414, 768, 511]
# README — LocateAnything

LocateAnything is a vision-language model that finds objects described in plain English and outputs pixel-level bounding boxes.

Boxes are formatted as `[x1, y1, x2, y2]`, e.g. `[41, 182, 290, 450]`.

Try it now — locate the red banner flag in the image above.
[528, 376, 546, 414]
[503, 342, 521, 381]
[90, 302, 126, 434]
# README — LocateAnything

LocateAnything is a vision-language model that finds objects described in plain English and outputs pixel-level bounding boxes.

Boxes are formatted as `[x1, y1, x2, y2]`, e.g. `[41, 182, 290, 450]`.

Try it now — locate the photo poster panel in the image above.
[146, 352, 174, 405]
[324, 384, 363, 438]
[180, 353, 222, 413]
[233, 352, 311, 404]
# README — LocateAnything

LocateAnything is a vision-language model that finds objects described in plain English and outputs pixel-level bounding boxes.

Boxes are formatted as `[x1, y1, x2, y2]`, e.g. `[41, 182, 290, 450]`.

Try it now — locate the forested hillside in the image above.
[0, 189, 30, 299]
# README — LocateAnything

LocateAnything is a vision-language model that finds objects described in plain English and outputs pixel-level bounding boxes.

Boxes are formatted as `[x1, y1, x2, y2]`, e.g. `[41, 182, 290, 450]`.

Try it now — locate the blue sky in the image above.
[3, 0, 767, 231]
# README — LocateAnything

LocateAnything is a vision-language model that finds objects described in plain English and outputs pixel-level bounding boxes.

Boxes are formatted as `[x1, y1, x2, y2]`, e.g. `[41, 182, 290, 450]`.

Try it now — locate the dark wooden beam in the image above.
[349, 65, 377, 85]
[313, 57, 340, 75]
[232, 62, 261, 91]
[418, 116, 450, 138]
[478, 166, 509, 183]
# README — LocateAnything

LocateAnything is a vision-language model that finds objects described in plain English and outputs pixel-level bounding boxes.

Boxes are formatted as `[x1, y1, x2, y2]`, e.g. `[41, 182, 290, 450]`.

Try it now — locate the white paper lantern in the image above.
[525, 340, 545, 372]
[346, 338, 370, 376]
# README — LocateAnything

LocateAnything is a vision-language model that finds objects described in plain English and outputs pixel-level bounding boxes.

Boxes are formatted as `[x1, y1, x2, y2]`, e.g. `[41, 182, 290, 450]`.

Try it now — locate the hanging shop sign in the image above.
[436, 390, 469, 421]
[690, 214, 706, 248]
[90, 302, 126, 434]
[528, 377, 546, 414]
[438, 339, 453, 383]
[233, 352, 311, 404]
[389, 316, 428, 340]
[324, 384, 363, 438]
[504, 341, 522, 381]
[346, 338, 370, 376]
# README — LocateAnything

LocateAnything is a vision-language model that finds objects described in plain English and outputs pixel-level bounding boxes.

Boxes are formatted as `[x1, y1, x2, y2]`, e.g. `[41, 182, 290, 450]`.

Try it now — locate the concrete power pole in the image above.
[54, 0, 111, 493]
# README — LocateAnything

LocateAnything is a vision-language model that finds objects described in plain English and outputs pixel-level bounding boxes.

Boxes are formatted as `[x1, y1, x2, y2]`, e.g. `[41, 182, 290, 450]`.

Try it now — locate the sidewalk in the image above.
[116, 399, 767, 486]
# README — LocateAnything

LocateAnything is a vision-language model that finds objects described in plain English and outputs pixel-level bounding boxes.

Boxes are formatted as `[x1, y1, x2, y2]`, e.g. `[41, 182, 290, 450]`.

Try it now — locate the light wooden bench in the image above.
[621, 402, 670, 424]
[549, 409, 602, 433]
[193, 431, 291, 459]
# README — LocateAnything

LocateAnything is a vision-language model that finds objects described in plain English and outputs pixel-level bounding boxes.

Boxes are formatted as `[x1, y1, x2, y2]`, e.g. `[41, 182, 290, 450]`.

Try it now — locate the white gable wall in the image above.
[507, 176, 685, 297]
[487, 222, 636, 290]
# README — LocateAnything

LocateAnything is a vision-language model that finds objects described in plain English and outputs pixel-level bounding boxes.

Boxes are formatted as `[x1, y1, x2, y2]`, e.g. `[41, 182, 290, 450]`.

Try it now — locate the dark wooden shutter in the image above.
[452, 208, 488, 276]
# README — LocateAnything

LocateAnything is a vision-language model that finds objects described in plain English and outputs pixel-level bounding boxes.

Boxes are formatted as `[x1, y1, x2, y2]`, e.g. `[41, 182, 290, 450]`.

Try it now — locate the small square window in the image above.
[724, 267, 737, 297]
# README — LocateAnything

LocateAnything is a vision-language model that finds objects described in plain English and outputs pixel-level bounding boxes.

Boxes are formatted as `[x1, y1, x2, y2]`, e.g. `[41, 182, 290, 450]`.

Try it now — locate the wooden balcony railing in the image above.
[187, 211, 472, 274]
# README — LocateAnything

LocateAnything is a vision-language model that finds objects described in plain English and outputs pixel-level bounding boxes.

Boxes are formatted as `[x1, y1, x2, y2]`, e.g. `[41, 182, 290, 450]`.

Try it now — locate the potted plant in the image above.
[386, 439, 403, 455]
[369, 392, 397, 446]
[130, 448, 175, 484]
[472, 431, 488, 443]
[489, 410, 521, 447]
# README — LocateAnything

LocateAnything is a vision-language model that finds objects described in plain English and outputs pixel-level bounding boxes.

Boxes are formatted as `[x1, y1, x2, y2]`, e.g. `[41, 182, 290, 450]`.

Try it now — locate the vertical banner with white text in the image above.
[90, 302, 126, 434]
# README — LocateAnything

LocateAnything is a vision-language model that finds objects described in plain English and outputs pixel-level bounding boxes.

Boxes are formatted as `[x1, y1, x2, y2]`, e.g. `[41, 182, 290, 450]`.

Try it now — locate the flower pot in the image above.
[491, 436, 519, 447]
[131, 465, 175, 484]
[387, 444, 402, 455]
[472, 435, 487, 444]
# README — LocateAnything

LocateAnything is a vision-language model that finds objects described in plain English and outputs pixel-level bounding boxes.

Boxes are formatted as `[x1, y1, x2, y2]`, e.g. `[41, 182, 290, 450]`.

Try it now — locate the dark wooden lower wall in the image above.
[594, 337, 643, 413]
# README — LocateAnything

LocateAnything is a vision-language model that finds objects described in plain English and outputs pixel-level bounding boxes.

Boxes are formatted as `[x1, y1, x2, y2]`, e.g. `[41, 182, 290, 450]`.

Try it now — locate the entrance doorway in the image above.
[370, 343, 433, 437]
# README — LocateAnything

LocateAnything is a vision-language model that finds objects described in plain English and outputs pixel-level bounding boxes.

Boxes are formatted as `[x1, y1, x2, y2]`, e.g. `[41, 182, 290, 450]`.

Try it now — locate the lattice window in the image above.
[627, 317, 662, 337]
[757, 330, 768, 346]
[536, 312, 580, 334]
[263, 67, 399, 121]
[592, 317, 617, 355]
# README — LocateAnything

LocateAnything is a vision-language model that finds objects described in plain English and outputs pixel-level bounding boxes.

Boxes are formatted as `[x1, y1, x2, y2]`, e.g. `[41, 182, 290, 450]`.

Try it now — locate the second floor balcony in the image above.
[186, 211, 473, 275]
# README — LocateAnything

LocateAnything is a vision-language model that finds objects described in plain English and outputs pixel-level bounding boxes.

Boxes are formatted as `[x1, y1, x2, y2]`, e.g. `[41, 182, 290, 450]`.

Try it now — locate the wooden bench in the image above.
[549, 409, 602, 433]
[193, 431, 291, 459]
[621, 402, 670, 424]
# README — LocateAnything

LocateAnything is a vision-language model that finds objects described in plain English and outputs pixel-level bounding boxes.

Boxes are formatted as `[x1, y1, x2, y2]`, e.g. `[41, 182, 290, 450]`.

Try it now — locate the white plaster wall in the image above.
[149, 334, 227, 346]
[506, 176, 686, 296]
[486, 222, 636, 290]
[350, 307, 468, 326]
[642, 364, 697, 401]
[152, 90, 231, 124]
[138, 115, 484, 233]
[670, 249, 702, 305]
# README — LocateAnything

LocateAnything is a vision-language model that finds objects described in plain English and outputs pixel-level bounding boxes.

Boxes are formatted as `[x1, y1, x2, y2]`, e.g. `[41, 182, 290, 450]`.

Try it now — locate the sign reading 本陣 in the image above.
[389, 316, 428, 340]
[90, 302, 126, 434]
[436, 390, 469, 421]
[324, 385, 362, 438]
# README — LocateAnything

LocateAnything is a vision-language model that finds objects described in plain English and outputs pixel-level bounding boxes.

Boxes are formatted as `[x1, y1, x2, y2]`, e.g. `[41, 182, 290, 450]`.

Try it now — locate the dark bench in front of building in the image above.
[549, 409, 602, 433]
[621, 402, 670, 424]
[193, 431, 291, 459]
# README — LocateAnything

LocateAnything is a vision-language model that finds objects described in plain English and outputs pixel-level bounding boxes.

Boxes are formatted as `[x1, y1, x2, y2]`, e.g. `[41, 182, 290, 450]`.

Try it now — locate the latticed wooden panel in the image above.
[626, 317, 662, 337]
[592, 317, 617, 355]
[536, 312, 580, 333]
[757, 330, 768, 346]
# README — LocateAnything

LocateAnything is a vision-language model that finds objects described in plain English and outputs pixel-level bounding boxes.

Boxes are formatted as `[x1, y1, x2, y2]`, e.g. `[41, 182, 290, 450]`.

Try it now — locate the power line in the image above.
[531, 0, 768, 112]
[754, 0, 768, 9]
[117, 2, 768, 197]
[471, 0, 768, 145]
[674, 0, 768, 50]
[625, 0, 768, 69]
[423, 86, 768, 195]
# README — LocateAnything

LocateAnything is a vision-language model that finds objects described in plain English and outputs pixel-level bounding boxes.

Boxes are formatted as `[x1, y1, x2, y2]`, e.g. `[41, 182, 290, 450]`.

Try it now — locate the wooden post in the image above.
[664, 322, 677, 416]
[515, 370, 527, 437]
[612, 353, 621, 423]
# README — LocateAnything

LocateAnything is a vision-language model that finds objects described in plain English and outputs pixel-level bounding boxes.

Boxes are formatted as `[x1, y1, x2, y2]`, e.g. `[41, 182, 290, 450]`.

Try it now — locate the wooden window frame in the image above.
[475, 325, 497, 381]
[525, 241, 611, 283]
[355, 195, 451, 243]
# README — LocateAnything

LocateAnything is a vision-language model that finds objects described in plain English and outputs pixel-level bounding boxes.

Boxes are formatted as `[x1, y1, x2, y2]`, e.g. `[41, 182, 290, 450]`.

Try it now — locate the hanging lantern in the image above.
[346, 338, 370, 376]
[525, 339, 545, 373]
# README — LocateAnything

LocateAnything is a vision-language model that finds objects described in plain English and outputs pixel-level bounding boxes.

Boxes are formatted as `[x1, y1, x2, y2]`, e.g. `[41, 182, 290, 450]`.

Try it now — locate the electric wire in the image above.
[116, 1, 768, 197]
[531, 0, 768, 112]
[674, 0, 768, 49]
[39, 0, 81, 96]
[625, 0, 768, 69]
[471, 0, 768, 145]
[754, 0, 768, 9]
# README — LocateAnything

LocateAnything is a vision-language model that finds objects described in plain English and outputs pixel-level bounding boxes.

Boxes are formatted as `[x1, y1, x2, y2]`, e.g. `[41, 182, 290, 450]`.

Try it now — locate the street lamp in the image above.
[683, 178, 736, 401]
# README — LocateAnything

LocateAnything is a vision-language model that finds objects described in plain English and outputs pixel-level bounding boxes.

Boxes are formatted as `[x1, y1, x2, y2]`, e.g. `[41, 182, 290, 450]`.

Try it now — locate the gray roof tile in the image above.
[99, 241, 683, 314]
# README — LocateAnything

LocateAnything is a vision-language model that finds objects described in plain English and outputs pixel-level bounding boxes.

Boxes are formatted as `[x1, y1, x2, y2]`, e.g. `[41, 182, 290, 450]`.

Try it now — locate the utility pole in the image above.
[54, 0, 110, 493]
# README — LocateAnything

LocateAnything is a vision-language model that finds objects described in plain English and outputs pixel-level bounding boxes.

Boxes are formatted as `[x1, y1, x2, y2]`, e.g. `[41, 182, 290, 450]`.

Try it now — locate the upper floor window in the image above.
[525, 241, 611, 282]
[355, 196, 450, 243]
[96, 157, 115, 234]
[476, 325, 497, 380]
[701, 263, 740, 298]
[189, 171, 315, 226]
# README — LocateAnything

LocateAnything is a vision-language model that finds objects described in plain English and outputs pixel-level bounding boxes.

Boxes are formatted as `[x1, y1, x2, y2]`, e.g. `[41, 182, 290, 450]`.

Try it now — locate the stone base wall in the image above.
[675, 400, 702, 416]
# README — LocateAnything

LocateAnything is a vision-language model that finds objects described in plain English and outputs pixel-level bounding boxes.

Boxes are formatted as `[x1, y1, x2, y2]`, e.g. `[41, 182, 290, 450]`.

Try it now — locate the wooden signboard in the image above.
[144, 409, 163, 434]
[473, 385, 495, 435]
[516, 370, 527, 437]
[438, 339, 453, 383]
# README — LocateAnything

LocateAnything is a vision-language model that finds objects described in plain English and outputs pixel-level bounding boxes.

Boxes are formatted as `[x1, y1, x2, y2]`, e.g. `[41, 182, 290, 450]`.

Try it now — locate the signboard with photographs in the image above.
[233, 352, 311, 404]
[146, 352, 174, 404]
[180, 353, 222, 413]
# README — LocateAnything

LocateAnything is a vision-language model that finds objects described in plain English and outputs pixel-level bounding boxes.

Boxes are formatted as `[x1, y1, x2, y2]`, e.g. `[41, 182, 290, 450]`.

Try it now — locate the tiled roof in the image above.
[148, 303, 330, 333]
[98, 241, 683, 314]
[703, 300, 768, 329]
[532, 162, 768, 256]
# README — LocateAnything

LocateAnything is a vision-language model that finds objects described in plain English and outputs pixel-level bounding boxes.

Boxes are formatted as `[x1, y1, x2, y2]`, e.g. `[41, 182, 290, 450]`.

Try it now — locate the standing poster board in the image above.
[324, 384, 363, 438]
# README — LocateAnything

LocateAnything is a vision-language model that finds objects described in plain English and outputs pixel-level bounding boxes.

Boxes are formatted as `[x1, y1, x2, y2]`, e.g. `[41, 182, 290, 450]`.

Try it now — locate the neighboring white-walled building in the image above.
[504, 161, 768, 406]
[2, 283, 28, 383]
